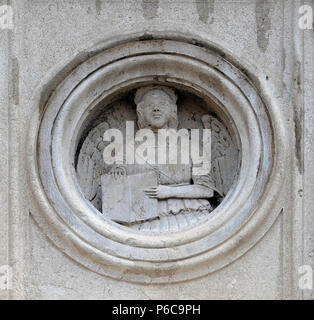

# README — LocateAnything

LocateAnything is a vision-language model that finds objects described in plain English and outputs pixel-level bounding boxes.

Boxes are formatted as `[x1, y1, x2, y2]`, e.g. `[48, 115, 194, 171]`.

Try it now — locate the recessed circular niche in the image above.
[27, 33, 288, 283]
[75, 86, 240, 232]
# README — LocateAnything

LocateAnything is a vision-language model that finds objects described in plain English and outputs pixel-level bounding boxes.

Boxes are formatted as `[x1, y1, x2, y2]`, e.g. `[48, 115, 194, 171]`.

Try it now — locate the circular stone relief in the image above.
[75, 87, 240, 232]
[27, 33, 288, 283]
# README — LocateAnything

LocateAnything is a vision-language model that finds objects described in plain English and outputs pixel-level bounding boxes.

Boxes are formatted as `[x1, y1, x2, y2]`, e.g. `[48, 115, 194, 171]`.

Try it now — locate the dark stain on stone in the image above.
[294, 111, 303, 174]
[282, 48, 286, 91]
[95, 0, 101, 15]
[196, 0, 215, 24]
[138, 33, 154, 41]
[11, 57, 19, 105]
[255, 0, 272, 52]
[282, 48, 286, 74]
[239, 67, 250, 79]
[141, 0, 159, 20]
[293, 60, 304, 174]
[191, 38, 207, 49]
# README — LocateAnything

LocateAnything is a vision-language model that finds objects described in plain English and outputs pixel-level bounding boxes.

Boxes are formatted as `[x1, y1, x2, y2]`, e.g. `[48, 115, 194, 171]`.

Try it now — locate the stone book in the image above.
[101, 171, 158, 223]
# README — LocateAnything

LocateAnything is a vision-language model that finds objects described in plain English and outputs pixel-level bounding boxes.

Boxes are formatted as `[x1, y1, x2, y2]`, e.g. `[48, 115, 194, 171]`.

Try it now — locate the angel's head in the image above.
[134, 86, 178, 130]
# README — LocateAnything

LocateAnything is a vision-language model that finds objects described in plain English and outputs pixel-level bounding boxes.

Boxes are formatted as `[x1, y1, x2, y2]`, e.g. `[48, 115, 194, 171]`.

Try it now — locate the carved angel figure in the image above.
[76, 86, 238, 232]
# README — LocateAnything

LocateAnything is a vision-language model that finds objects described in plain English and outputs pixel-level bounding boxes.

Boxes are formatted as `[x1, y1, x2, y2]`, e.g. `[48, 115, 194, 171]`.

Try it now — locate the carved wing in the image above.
[202, 114, 238, 197]
[76, 122, 110, 212]
[76, 105, 238, 233]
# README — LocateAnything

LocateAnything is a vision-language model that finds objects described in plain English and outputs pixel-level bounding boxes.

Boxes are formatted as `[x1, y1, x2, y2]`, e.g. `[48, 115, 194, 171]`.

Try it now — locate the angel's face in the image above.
[141, 91, 173, 129]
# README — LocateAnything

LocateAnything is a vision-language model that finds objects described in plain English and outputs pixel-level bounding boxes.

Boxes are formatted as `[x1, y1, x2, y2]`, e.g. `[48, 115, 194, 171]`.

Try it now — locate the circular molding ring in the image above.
[26, 32, 289, 283]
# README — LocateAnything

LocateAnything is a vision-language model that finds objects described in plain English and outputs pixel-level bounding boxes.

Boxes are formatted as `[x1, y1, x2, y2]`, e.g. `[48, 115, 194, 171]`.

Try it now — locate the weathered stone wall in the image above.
[0, 0, 313, 299]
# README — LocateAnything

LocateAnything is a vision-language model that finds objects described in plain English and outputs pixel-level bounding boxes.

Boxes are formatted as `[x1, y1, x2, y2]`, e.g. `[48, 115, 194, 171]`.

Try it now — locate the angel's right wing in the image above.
[76, 121, 110, 212]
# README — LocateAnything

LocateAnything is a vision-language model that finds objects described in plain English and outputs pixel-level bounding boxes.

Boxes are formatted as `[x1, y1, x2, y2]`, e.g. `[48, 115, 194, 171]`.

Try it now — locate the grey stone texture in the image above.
[0, 0, 313, 299]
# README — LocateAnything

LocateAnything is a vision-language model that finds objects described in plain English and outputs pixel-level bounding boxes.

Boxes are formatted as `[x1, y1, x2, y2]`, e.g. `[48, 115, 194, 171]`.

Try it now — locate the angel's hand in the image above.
[144, 185, 173, 200]
[108, 165, 126, 179]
